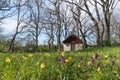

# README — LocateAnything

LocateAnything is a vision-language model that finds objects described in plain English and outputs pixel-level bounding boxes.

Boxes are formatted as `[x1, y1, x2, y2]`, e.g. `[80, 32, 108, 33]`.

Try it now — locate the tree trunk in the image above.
[64, 25, 68, 38]
[105, 11, 111, 46]
[35, 2, 40, 51]
[78, 19, 88, 48]
[57, 30, 61, 50]
[80, 29, 87, 48]
[96, 24, 100, 47]
[100, 28, 104, 46]
[8, 33, 17, 51]
[56, 4, 61, 50]
[84, 0, 100, 47]
[8, 1, 20, 51]
[51, 24, 54, 46]
[101, 0, 112, 46]
[35, 24, 39, 50]
[94, 0, 103, 46]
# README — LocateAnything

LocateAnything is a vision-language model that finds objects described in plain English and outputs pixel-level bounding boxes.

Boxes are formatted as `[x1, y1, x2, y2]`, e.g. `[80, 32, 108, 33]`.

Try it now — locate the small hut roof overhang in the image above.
[63, 34, 83, 44]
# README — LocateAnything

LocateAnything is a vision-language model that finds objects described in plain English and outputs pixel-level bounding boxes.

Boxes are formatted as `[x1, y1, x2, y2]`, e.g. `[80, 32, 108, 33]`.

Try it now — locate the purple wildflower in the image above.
[91, 59, 95, 65]
[97, 62, 101, 67]
[80, 56, 83, 60]
[95, 53, 99, 59]
[61, 56, 65, 63]
[93, 53, 99, 59]
[84, 64, 86, 67]
[111, 61, 115, 66]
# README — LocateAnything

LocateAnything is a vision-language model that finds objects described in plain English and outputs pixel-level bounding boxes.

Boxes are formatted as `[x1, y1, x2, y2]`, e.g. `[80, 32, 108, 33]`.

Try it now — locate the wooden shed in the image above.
[63, 34, 83, 51]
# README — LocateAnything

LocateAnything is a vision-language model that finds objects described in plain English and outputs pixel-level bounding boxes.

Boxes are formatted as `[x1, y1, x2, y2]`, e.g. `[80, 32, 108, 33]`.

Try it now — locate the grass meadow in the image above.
[0, 46, 120, 80]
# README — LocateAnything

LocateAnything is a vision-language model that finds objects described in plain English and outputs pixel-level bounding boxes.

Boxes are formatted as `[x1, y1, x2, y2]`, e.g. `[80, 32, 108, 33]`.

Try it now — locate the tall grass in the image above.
[0, 46, 120, 80]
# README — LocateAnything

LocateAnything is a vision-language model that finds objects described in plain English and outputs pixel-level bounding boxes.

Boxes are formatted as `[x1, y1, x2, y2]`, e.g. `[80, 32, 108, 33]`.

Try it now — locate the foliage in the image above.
[38, 45, 49, 52]
[0, 35, 8, 51]
[0, 47, 120, 79]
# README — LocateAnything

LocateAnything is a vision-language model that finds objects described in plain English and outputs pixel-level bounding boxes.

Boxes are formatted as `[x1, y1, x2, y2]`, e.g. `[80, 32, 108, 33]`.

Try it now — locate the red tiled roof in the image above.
[63, 34, 83, 44]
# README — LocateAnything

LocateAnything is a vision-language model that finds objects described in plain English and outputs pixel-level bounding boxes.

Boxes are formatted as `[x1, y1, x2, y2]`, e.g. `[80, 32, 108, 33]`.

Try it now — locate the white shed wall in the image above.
[63, 43, 83, 51]
[63, 43, 70, 51]
[75, 44, 83, 51]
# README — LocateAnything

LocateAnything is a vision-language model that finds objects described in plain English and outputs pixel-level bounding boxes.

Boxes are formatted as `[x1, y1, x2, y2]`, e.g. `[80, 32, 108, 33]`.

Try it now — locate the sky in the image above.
[1, 17, 17, 34]
[1, 17, 47, 45]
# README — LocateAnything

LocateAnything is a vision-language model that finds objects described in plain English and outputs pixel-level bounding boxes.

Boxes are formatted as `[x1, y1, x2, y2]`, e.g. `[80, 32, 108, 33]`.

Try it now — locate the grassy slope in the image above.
[0, 46, 120, 80]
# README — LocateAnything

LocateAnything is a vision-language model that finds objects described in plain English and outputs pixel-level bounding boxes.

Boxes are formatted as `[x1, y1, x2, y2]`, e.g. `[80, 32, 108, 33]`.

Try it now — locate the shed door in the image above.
[71, 44, 75, 51]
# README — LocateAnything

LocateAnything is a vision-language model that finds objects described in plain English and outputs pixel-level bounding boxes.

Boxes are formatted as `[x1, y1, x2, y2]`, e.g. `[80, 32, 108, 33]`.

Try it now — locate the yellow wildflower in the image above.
[104, 55, 109, 58]
[105, 59, 109, 63]
[68, 57, 72, 60]
[5, 57, 11, 63]
[56, 69, 60, 73]
[117, 60, 119, 63]
[40, 63, 46, 68]
[77, 64, 81, 68]
[98, 68, 100, 72]
[44, 53, 51, 57]
[22, 56, 28, 60]
[87, 61, 91, 66]
[61, 52, 65, 56]
[97, 67, 102, 74]
[28, 54, 33, 58]
[65, 59, 69, 63]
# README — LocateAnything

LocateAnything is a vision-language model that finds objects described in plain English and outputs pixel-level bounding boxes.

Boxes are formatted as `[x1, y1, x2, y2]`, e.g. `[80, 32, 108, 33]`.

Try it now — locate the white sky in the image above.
[1, 18, 17, 34]
[1, 17, 48, 44]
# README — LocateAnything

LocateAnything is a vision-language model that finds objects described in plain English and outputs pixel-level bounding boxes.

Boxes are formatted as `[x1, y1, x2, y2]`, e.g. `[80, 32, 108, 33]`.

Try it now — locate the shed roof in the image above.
[63, 34, 83, 44]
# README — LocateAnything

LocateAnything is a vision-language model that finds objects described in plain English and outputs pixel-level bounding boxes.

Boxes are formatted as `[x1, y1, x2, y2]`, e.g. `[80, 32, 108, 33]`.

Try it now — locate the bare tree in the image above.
[111, 14, 120, 44]
[8, 0, 27, 51]
[24, 0, 44, 51]
[42, 12, 55, 50]
[0, 0, 10, 10]
[46, 0, 63, 50]
[69, 0, 89, 48]
[64, 0, 120, 46]
[0, 0, 16, 25]
[99, 0, 119, 45]
[64, 0, 101, 46]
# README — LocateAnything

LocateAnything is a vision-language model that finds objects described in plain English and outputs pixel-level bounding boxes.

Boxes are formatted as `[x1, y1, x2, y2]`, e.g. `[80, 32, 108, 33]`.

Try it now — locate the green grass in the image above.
[0, 46, 120, 80]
